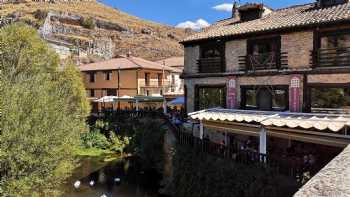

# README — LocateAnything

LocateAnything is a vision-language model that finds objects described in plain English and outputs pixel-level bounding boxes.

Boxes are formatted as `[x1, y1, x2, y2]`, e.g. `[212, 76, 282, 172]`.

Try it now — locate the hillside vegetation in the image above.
[0, 1, 191, 61]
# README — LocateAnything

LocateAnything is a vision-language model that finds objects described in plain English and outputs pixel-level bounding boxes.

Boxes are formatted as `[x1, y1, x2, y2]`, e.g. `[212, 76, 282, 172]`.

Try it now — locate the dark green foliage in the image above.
[80, 130, 110, 149]
[127, 119, 166, 171]
[81, 17, 96, 30]
[172, 145, 298, 197]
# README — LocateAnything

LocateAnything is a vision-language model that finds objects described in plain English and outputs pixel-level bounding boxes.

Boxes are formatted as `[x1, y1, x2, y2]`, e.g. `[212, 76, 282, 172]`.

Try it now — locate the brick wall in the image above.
[226, 39, 247, 72]
[281, 31, 314, 69]
[309, 73, 350, 84]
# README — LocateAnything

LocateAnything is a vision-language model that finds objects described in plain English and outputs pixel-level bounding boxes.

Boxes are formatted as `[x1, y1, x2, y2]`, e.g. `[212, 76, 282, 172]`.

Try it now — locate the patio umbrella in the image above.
[168, 97, 185, 106]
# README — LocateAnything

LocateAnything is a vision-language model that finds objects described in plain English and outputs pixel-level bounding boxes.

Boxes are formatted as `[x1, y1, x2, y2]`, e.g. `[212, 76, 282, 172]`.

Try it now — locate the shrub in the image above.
[33, 9, 48, 20]
[81, 17, 96, 30]
[81, 130, 110, 149]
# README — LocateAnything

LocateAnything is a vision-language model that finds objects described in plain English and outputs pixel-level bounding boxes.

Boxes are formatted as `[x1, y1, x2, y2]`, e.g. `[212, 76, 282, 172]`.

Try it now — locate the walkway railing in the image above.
[168, 124, 308, 182]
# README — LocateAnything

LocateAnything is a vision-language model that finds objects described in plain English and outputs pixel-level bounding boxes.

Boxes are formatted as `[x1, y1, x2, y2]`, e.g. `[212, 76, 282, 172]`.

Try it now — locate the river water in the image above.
[63, 156, 159, 197]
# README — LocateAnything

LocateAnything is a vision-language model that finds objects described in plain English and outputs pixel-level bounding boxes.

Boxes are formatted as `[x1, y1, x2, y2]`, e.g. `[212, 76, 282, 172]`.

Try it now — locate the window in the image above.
[104, 71, 112, 81]
[311, 87, 350, 110]
[106, 89, 117, 96]
[321, 33, 350, 49]
[90, 89, 95, 97]
[319, 0, 347, 7]
[88, 72, 95, 83]
[199, 41, 225, 73]
[145, 73, 150, 86]
[318, 30, 350, 67]
[195, 86, 226, 110]
[241, 86, 288, 111]
[171, 75, 176, 85]
[247, 37, 281, 70]
[157, 73, 163, 86]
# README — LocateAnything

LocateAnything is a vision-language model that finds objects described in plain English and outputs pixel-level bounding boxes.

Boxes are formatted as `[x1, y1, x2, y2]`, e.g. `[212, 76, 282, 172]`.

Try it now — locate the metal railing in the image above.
[239, 52, 288, 71]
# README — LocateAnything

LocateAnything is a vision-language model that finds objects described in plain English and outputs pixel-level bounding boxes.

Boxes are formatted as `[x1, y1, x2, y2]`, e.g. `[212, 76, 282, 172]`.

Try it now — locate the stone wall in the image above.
[281, 31, 314, 69]
[294, 145, 350, 197]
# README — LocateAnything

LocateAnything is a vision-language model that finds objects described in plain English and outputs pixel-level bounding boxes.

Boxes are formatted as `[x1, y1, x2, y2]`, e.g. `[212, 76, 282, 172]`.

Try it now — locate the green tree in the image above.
[0, 23, 89, 196]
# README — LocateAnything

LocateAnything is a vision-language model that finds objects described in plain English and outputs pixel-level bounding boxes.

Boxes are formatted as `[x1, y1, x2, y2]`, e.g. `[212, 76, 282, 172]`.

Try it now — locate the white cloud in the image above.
[175, 19, 210, 31]
[212, 3, 233, 12]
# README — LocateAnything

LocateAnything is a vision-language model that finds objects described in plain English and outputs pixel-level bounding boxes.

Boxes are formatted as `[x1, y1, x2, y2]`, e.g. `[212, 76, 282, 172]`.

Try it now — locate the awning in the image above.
[93, 95, 165, 103]
[93, 96, 118, 103]
[168, 97, 185, 105]
[189, 108, 350, 132]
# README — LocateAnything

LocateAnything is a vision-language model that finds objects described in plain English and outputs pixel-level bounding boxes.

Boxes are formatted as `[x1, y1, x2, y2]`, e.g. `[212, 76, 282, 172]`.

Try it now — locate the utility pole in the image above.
[117, 66, 121, 111]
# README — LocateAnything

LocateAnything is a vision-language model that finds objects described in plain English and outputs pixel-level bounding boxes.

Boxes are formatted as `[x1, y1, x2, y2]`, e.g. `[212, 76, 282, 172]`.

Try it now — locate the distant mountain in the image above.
[0, 1, 192, 62]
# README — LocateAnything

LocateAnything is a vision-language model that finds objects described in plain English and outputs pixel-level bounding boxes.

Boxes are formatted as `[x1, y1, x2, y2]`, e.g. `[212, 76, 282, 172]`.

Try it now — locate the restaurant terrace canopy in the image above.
[93, 95, 166, 112]
[189, 108, 350, 148]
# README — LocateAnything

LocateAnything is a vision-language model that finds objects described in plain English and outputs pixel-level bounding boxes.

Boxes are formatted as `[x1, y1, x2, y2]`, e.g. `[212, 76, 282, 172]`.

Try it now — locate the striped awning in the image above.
[189, 108, 350, 132]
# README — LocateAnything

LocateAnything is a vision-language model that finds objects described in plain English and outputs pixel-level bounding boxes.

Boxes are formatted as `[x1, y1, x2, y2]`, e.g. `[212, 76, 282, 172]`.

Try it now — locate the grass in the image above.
[74, 147, 114, 157]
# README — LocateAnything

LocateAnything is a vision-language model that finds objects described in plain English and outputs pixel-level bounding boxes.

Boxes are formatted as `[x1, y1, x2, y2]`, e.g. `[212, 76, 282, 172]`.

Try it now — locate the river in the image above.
[62, 156, 160, 197]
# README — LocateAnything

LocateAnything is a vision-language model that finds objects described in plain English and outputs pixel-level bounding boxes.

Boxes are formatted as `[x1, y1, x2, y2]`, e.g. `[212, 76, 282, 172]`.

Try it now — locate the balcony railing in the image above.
[311, 47, 350, 68]
[197, 57, 225, 73]
[239, 52, 288, 71]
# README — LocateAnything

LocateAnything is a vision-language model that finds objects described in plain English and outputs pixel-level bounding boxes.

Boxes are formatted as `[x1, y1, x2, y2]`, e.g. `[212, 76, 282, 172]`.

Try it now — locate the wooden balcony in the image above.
[239, 52, 288, 71]
[197, 57, 225, 73]
[311, 47, 350, 68]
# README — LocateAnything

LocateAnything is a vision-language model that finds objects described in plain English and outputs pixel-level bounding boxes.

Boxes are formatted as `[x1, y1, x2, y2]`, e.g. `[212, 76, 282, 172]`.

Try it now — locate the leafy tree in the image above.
[128, 119, 166, 171]
[0, 23, 89, 196]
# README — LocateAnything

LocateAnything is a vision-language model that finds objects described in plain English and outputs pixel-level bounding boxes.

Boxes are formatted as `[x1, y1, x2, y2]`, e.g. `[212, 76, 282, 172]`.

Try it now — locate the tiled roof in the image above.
[157, 57, 184, 72]
[79, 56, 175, 72]
[182, 2, 350, 43]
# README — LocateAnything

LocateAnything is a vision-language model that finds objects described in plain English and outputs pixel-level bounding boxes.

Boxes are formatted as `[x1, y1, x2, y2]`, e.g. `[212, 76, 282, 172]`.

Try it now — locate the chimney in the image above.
[232, 1, 239, 19]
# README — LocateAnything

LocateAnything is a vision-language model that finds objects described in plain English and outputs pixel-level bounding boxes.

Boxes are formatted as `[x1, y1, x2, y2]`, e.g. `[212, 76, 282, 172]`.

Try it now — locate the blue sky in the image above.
[100, 0, 313, 29]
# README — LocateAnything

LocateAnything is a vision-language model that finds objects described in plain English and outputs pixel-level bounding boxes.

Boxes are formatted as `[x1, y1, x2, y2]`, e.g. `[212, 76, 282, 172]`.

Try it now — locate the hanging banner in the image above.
[227, 77, 237, 109]
[290, 75, 302, 112]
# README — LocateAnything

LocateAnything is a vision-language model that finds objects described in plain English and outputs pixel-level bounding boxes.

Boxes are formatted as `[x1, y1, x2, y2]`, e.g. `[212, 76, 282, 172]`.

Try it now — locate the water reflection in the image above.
[64, 157, 158, 197]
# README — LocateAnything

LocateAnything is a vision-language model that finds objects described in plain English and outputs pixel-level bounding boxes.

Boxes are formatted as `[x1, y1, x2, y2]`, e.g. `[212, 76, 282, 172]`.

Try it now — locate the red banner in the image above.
[289, 75, 301, 112]
[227, 77, 237, 109]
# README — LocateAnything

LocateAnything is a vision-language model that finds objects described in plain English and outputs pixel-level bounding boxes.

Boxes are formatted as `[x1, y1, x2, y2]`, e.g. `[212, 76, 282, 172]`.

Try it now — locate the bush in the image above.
[81, 17, 96, 30]
[128, 119, 166, 171]
[81, 130, 110, 149]
[33, 9, 48, 20]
